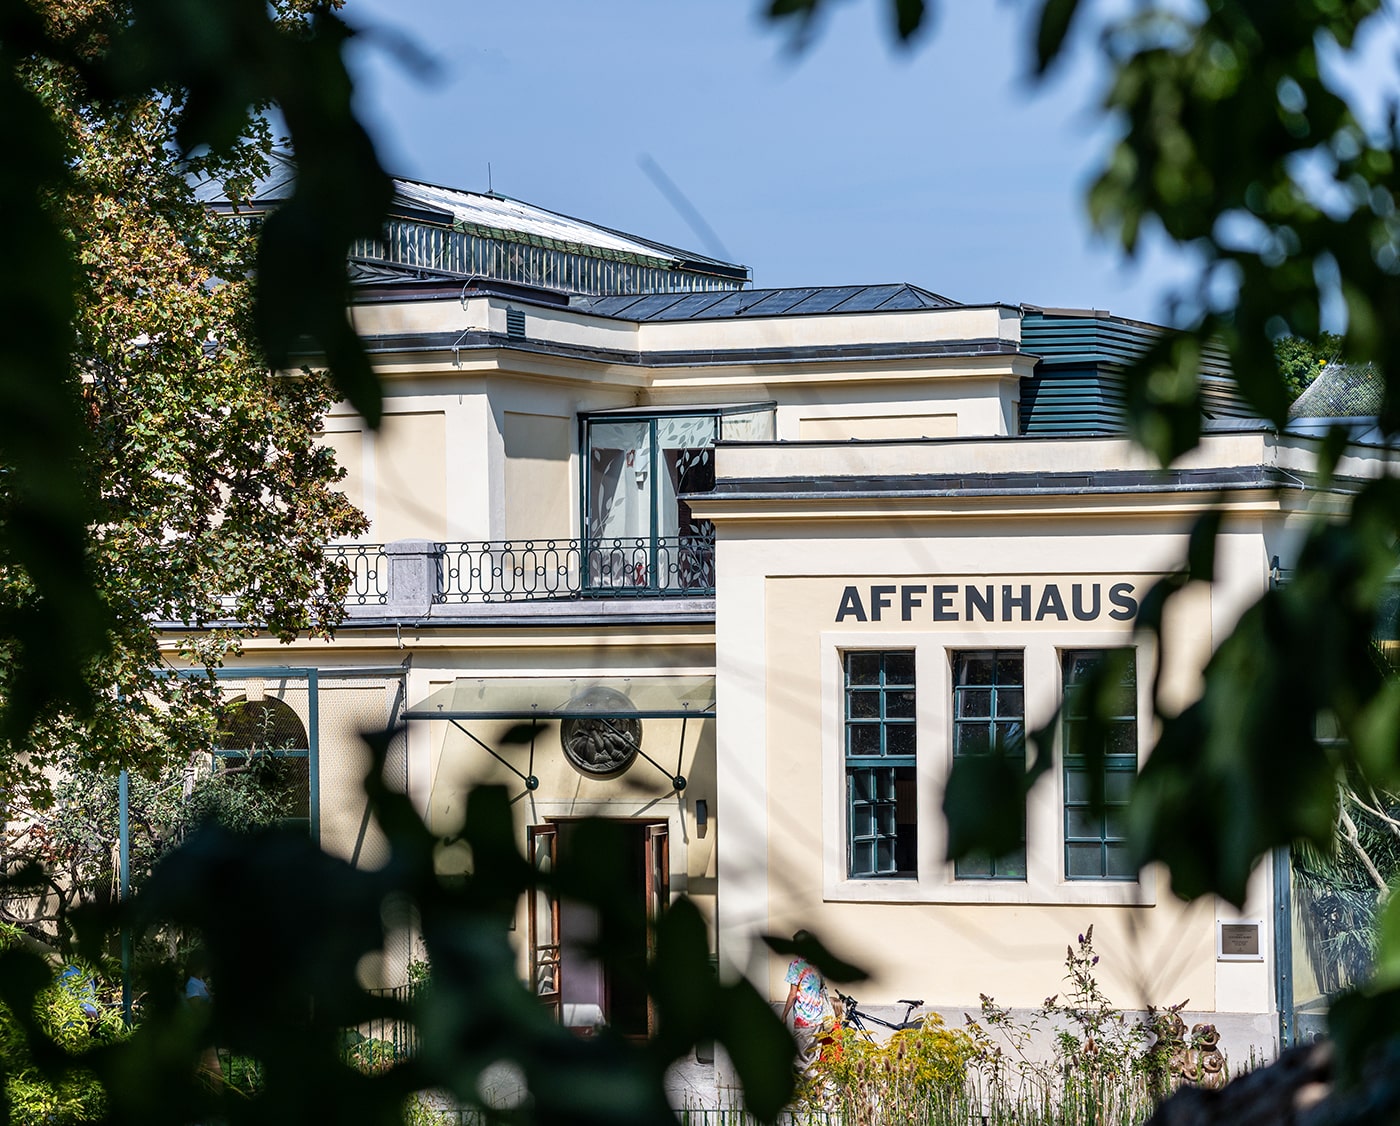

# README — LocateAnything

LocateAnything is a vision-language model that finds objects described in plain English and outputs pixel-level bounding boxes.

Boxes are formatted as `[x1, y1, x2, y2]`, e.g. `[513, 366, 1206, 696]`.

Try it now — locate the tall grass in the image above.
[678, 1073, 1160, 1126]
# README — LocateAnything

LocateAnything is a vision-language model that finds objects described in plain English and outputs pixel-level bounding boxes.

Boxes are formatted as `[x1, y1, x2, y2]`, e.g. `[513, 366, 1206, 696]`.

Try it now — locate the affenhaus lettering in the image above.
[833, 581, 1139, 624]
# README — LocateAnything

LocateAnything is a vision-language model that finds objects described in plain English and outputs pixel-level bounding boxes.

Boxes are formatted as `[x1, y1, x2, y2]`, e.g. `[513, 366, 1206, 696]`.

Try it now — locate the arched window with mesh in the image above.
[214, 696, 312, 835]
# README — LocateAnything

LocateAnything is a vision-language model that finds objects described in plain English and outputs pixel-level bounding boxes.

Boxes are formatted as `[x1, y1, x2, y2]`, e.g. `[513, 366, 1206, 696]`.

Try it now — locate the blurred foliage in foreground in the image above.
[7, 0, 1400, 1119]
[0, 745, 799, 1125]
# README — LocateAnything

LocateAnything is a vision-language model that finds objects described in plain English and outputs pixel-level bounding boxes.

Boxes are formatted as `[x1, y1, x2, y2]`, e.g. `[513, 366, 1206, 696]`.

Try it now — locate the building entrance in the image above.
[528, 820, 668, 1038]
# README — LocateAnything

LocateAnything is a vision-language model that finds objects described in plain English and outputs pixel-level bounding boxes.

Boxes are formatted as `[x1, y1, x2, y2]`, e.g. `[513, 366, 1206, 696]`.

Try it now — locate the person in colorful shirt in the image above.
[781, 931, 835, 1077]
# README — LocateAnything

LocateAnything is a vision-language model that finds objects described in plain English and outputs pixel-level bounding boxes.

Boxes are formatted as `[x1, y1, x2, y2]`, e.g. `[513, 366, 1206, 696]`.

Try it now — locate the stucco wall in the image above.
[713, 512, 1277, 1027]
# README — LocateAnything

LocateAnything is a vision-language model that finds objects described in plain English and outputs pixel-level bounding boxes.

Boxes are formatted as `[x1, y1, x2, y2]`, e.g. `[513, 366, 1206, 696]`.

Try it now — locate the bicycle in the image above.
[834, 990, 927, 1037]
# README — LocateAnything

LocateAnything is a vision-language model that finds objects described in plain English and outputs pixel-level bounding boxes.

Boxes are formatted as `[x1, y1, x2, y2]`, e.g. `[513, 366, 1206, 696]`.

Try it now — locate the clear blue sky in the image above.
[340, 1, 1199, 322]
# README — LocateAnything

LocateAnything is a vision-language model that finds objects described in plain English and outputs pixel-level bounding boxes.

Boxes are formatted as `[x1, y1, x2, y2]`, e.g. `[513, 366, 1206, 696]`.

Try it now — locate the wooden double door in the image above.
[528, 820, 669, 1038]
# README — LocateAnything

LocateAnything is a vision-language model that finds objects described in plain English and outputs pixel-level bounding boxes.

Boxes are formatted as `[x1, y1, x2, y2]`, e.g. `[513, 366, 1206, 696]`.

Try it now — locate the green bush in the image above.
[800, 1013, 976, 1125]
[0, 925, 128, 1125]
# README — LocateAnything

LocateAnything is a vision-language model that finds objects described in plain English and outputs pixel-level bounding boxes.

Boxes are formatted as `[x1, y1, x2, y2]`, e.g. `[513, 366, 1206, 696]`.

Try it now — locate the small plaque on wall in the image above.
[1217, 920, 1263, 962]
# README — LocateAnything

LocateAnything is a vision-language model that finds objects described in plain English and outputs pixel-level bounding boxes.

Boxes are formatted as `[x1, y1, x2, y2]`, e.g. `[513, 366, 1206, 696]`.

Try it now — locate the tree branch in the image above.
[1337, 798, 1389, 899]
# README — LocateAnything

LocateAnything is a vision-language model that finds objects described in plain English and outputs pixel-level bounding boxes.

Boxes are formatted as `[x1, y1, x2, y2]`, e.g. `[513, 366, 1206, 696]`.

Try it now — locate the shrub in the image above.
[0, 925, 128, 1125]
[801, 1012, 976, 1125]
[347, 1036, 401, 1076]
[964, 926, 1225, 1125]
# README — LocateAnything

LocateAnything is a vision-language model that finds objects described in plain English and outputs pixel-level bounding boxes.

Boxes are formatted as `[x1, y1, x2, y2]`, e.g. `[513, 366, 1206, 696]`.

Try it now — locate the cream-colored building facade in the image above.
[175, 174, 1358, 1057]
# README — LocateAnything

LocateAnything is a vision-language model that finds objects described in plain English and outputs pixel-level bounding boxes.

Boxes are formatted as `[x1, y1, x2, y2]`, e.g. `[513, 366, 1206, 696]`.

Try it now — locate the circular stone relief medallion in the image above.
[559, 687, 642, 777]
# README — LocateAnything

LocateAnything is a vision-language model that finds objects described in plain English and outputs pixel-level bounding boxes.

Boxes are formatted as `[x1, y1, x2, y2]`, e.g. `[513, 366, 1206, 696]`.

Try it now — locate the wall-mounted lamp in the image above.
[696, 799, 709, 838]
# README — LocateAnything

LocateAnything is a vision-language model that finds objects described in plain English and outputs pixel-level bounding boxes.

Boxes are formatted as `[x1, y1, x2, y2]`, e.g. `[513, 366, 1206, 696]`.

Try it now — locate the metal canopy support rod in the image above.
[449, 719, 540, 791]
[600, 715, 686, 792]
[674, 712, 689, 788]
[1274, 844, 1294, 1049]
[119, 769, 131, 1025]
[307, 667, 321, 844]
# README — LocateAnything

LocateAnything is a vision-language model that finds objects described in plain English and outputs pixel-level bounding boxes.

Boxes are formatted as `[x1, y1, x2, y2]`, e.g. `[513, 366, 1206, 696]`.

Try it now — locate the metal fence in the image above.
[348, 982, 421, 1064]
[219, 983, 421, 1090]
[350, 221, 743, 297]
[325, 538, 715, 606]
[438, 537, 714, 602]
[328, 544, 391, 605]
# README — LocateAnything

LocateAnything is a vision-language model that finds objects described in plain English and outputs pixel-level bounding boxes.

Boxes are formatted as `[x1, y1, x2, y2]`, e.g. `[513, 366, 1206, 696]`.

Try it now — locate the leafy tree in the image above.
[1276, 332, 1343, 403]
[0, 0, 391, 749]
[0, 5, 801, 1125]
[1292, 779, 1400, 995]
[0, 0, 368, 909]
[4, 746, 298, 940]
[0, 926, 128, 1125]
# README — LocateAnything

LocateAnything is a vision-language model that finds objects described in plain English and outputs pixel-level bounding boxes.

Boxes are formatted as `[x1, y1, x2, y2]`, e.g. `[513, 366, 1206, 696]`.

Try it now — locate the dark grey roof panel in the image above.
[680, 292, 752, 317]
[737, 288, 824, 316]
[1285, 416, 1391, 445]
[568, 283, 963, 322]
[778, 287, 861, 314]
[881, 284, 959, 309]
[572, 295, 647, 317]
[828, 284, 907, 312]
[609, 293, 690, 319]
[644, 291, 733, 319]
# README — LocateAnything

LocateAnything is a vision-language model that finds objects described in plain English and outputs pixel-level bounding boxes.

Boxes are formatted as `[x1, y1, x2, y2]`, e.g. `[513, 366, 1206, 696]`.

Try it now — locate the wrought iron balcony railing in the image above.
[329, 543, 391, 605]
[325, 537, 715, 607]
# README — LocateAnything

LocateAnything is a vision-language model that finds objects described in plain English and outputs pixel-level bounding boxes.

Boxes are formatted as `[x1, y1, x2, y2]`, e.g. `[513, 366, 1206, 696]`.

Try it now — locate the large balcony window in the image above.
[581, 405, 773, 594]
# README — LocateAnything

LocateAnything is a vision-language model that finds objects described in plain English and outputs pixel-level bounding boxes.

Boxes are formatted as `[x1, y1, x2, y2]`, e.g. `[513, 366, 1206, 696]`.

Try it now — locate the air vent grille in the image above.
[506, 307, 526, 339]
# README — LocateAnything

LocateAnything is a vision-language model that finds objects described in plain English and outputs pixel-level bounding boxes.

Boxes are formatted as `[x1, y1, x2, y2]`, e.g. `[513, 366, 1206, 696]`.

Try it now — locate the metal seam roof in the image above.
[571, 283, 959, 321]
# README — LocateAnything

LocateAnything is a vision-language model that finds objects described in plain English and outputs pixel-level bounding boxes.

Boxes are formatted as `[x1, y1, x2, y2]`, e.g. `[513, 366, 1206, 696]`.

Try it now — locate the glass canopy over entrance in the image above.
[404, 676, 715, 721]
[408, 675, 715, 794]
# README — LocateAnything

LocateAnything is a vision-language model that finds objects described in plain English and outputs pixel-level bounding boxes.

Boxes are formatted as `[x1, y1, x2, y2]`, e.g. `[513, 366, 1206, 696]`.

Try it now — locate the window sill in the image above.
[823, 872, 1156, 907]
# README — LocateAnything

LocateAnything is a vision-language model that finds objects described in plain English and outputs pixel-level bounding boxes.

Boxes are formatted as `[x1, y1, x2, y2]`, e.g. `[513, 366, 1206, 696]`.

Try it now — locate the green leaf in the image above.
[651, 898, 717, 1050]
[762, 931, 869, 984]
[1122, 331, 1206, 466]
[1316, 423, 1352, 490]
[1186, 508, 1223, 584]
[1033, 0, 1080, 74]
[1372, 888, 1400, 993]
[893, 0, 928, 42]
[1329, 986, 1400, 1087]
[716, 981, 794, 1122]
[943, 750, 1026, 863]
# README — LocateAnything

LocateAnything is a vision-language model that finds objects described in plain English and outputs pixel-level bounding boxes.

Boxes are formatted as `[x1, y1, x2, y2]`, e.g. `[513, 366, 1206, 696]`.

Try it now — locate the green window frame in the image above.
[1062, 649, 1137, 880]
[951, 650, 1026, 880]
[844, 651, 917, 879]
[579, 404, 775, 595]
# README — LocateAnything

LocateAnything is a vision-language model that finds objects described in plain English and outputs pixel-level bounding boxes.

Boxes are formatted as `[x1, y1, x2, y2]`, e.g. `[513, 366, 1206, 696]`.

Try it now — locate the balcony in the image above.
[327, 537, 716, 613]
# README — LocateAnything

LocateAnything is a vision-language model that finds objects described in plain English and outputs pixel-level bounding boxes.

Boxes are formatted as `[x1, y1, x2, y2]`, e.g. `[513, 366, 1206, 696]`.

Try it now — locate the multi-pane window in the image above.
[951, 651, 1026, 880]
[1062, 650, 1137, 880]
[844, 651, 917, 878]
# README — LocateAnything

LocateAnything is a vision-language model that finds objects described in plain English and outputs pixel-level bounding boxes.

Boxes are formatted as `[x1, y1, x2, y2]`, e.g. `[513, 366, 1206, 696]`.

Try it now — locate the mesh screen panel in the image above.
[216, 672, 412, 984]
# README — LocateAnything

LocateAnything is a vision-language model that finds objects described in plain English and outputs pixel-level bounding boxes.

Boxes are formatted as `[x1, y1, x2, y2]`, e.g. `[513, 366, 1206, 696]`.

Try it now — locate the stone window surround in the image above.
[819, 629, 1156, 908]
